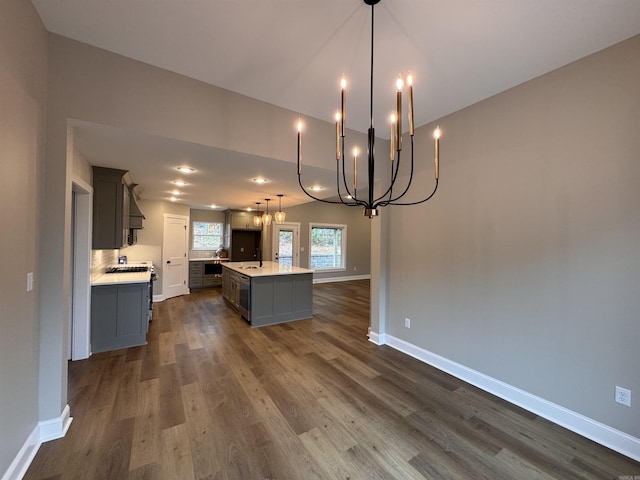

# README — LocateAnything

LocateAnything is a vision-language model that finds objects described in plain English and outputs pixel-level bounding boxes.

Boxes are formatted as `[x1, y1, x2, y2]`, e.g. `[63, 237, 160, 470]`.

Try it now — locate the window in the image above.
[192, 221, 223, 250]
[309, 223, 346, 271]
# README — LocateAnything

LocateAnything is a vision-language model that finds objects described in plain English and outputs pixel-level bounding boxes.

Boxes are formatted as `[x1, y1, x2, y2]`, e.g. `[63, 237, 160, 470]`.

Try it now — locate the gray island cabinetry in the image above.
[222, 261, 313, 327]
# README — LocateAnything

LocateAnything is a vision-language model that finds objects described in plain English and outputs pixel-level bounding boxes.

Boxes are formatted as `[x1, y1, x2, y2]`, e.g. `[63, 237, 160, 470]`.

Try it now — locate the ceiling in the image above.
[33, 0, 640, 211]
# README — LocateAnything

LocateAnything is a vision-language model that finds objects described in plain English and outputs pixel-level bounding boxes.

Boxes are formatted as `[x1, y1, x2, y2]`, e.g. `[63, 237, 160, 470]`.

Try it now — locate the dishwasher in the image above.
[237, 273, 250, 320]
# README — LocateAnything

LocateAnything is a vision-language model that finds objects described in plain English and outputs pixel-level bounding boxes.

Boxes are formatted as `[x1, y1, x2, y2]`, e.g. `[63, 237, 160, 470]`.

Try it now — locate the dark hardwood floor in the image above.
[26, 280, 639, 479]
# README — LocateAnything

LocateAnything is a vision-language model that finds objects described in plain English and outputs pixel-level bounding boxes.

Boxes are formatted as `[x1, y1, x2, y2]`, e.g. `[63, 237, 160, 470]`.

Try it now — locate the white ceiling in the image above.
[33, 0, 640, 211]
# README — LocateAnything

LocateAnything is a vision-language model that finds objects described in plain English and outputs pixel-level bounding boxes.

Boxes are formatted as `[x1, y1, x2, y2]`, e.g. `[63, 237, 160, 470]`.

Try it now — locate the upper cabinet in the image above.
[226, 209, 262, 231]
[92, 167, 129, 249]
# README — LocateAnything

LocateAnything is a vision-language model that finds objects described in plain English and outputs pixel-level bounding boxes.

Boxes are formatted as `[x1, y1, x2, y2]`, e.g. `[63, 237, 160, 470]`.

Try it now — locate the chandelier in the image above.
[296, 0, 441, 218]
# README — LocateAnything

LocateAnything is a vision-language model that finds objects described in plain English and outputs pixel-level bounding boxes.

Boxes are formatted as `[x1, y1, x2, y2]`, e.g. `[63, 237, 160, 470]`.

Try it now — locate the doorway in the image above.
[162, 213, 189, 300]
[70, 177, 92, 360]
[272, 222, 300, 267]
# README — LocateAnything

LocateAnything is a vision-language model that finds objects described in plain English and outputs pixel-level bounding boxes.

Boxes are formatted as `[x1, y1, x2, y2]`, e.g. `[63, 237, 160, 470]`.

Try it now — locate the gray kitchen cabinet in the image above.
[222, 264, 313, 327]
[222, 269, 241, 308]
[189, 260, 223, 288]
[91, 282, 149, 353]
[226, 209, 262, 231]
[92, 166, 129, 249]
[250, 274, 313, 327]
[189, 261, 203, 288]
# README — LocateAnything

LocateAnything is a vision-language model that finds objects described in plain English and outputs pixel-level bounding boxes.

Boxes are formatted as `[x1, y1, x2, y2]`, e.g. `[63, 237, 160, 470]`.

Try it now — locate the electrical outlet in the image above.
[404, 317, 411, 328]
[615, 386, 631, 407]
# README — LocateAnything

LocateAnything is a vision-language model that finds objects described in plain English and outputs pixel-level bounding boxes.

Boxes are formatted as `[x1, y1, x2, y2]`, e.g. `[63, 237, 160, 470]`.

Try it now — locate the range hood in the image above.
[128, 184, 145, 229]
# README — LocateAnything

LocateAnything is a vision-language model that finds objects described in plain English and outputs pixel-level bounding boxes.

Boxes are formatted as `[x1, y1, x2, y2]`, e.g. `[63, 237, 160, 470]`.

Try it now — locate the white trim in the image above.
[1, 406, 72, 480]
[309, 222, 347, 271]
[1, 429, 39, 480]
[367, 330, 385, 345]
[38, 404, 73, 443]
[272, 221, 301, 266]
[374, 333, 640, 463]
[71, 177, 92, 360]
[313, 274, 371, 284]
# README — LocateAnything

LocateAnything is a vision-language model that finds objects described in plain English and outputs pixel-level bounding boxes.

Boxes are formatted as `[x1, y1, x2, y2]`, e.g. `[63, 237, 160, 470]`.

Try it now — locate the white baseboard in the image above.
[368, 330, 385, 345]
[313, 274, 371, 284]
[371, 332, 640, 463]
[2, 405, 72, 480]
[1, 428, 39, 480]
[39, 404, 72, 443]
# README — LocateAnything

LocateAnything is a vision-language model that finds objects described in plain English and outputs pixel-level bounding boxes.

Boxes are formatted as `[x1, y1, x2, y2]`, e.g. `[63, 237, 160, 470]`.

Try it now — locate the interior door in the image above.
[162, 214, 189, 299]
[272, 223, 300, 267]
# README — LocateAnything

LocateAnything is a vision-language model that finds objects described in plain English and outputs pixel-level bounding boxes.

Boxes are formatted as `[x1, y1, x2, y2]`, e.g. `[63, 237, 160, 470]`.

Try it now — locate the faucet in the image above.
[254, 248, 262, 267]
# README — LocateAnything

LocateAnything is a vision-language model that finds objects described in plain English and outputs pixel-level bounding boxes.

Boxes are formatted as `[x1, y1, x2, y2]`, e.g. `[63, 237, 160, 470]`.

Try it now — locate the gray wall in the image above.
[279, 201, 371, 281]
[125, 199, 190, 295]
[0, 0, 48, 472]
[383, 34, 640, 438]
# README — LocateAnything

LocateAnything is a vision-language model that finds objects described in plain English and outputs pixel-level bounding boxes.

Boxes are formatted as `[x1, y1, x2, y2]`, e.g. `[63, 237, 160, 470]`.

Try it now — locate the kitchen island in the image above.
[222, 261, 313, 327]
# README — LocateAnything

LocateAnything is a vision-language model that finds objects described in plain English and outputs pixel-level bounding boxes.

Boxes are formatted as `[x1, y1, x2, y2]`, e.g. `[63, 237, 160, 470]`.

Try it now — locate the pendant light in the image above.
[274, 194, 286, 224]
[262, 198, 272, 226]
[253, 202, 262, 227]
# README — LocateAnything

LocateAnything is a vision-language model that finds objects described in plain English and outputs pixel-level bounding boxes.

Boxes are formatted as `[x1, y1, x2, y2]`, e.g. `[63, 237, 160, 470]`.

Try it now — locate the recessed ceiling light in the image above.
[309, 186, 324, 191]
[210, 204, 217, 209]
[169, 196, 177, 202]
[176, 166, 195, 173]
[252, 177, 268, 184]
[170, 190, 182, 195]
[172, 180, 188, 186]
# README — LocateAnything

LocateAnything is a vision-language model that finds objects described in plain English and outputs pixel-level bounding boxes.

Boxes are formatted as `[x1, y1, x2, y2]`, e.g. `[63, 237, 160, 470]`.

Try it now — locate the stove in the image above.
[105, 265, 149, 273]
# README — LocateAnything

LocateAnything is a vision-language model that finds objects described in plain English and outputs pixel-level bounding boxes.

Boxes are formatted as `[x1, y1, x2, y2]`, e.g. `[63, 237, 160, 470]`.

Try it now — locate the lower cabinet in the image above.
[190, 260, 223, 288]
[91, 282, 149, 353]
[189, 261, 204, 288]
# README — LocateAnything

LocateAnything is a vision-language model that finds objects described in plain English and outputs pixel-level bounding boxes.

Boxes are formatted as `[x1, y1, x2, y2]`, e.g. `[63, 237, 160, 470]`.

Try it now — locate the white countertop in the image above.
[91, 261, 153, 286]
[223, 261, 313, 277]
[189, 257, 229, 262]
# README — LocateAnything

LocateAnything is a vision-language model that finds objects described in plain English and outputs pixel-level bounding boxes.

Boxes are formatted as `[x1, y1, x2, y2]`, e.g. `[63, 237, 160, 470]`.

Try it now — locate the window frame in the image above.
[308, 222, 347, 272]
[191, 220, 224, 251]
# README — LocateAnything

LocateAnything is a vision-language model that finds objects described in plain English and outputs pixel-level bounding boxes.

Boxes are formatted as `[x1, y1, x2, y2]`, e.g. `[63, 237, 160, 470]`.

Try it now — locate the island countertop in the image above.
[223, 261, 313, 277]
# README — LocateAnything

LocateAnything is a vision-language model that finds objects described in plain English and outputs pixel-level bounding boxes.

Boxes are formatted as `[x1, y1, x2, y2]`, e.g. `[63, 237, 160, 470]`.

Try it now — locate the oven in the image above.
[149, 265, 157, 320]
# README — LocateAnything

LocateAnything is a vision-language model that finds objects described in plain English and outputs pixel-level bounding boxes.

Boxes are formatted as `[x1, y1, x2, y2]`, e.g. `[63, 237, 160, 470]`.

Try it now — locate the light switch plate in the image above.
[27, 272, 34, 292]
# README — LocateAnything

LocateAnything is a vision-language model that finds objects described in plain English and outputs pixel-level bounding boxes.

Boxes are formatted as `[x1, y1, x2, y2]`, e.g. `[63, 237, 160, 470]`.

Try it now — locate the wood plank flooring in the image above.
[25, 280, 639, 479]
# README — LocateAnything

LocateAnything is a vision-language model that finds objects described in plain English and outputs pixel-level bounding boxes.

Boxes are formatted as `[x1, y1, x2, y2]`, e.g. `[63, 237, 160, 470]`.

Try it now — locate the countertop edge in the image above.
[222, 262, 314, 278]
